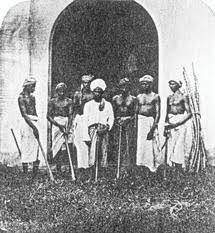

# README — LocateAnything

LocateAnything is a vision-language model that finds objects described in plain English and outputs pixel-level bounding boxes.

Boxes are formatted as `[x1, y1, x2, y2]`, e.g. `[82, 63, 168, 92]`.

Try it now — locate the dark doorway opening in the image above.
[48, 0, 158, 155]
[50, 0, 158, 98]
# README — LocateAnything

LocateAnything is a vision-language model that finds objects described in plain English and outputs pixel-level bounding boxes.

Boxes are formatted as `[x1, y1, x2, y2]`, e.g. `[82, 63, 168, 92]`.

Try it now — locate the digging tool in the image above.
[116, 125, 122, 179]
[10, 128, 21, 158]
[64, 135, 76, 181]
[37, 138, 55, 181]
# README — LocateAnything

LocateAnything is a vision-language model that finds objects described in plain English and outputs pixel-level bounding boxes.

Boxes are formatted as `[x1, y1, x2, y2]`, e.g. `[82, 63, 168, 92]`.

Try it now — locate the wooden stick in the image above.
[116, 125, 122, 179]
[64, 135, 76, 181]
[95, 134, 99, 182]
[37, 138, 55, 181]
[163, 132, 169, 180]
[10, 128, 22, 158]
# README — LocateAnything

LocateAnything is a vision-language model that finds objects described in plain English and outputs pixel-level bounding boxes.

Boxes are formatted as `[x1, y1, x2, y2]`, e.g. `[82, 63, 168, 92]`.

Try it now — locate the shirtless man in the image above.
[18, 77, 40, 175]
[72, 75, 94, 179]
[112, 78, 136, 169]
[165, 79, 192, 173]
[136, 75, 161, 173]
[47, 83, 73, 172]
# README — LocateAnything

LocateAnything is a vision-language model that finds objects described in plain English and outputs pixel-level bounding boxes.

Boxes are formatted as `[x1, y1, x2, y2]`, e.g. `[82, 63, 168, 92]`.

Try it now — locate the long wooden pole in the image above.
[164, 133, 169, 180]
[10, 128, 22, 158]
[116, 125, 122, 179]
[64, 135, 76, 181]
[95, 134, 99, 182]
[37, 138, 55, 181]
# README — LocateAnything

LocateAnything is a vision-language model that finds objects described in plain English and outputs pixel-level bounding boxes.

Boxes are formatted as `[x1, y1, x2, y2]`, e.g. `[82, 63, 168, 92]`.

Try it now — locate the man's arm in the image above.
[111, 95, 118, 119]
[18, 95, 39, 138]
[147, 94, 160, 140]
[82, 102, 91, 142]
[175, 95, 192, 127]
[72, 91, 81, 117]
[153, 94, 161, 128]
[165, 97, 170, 123]
[47, 99, 65, 132]
[67, 98, 74, 134]
[107, 102, 115, 130]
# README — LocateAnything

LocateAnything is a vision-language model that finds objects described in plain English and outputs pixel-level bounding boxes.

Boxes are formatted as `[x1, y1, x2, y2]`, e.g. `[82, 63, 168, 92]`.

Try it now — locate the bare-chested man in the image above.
[164, 79, 192, 173]
[47, 83, 73, 172]
[112, 78, 136, 169]
[136, 75, 161, 172]
[73, 75, 94, 174]
[18, 77, 40, 175]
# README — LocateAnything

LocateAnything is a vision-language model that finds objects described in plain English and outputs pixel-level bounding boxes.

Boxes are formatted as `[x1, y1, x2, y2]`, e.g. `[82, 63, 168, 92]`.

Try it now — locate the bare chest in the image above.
[115, 96, 135, 107]
[54, 100, 69, 110]
[138, 95, 155, 106]
[169, 95, 184, 106]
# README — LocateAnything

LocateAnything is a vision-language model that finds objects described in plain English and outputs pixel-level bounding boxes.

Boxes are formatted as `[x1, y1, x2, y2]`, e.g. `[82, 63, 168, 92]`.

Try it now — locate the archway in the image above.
[48, 0, 158, 152]
[49, 0, 158, 97]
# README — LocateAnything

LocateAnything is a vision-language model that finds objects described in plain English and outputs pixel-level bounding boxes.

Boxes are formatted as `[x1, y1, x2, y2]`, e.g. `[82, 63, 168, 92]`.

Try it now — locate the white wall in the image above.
[0, 0, 215, 165]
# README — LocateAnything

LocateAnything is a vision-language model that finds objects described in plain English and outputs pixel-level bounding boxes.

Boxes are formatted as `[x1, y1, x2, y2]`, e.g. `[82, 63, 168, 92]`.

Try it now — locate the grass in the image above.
[0, 164, 215, 233]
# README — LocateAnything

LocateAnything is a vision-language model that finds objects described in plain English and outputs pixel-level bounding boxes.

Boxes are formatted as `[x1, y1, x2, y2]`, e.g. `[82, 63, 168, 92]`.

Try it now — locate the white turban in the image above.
[90, 79, 106, 91]
[23, 76, 36, 87]
[168, 78, 182, 87]
[139, 75, 154, 83]
[55, 82, 67, 91]
[81, 75, 94, 82]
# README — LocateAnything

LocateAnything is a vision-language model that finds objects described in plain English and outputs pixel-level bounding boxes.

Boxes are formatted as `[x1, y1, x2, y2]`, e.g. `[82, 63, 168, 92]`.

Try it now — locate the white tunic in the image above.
[83, 99, 114, 141]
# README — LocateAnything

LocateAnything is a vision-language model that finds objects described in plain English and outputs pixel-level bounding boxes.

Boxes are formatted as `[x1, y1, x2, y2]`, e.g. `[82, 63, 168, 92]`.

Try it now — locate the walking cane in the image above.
[64, 135, 76, 181]
[163, 129, 169, 180]
[37, 138, 55, 181]
[95, 133, 100, 182]
[116, 125, 122, 179]
[10, 128, 22, 158]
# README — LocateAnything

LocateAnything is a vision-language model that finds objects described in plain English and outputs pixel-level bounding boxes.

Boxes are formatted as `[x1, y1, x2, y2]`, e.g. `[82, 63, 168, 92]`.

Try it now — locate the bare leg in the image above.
[22, 163, 28, 173]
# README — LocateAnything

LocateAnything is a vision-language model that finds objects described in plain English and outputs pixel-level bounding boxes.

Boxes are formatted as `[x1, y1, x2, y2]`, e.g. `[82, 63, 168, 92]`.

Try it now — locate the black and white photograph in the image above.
[0, 0, 215, 232]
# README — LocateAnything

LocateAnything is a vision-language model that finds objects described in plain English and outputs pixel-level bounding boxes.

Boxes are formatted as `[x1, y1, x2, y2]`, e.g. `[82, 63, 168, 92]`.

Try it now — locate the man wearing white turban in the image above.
[47, 82, 73, 173]
[136, 75, 162, 175]
[72, 75, 94, 180]
[18, 77, 40, 175]
[164, 79, 192, 174]
[83, 79, 114, 172]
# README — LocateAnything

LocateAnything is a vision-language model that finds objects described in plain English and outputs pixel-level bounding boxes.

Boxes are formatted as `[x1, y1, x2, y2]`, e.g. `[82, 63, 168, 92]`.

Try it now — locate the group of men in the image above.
[18, 74, 192, 179]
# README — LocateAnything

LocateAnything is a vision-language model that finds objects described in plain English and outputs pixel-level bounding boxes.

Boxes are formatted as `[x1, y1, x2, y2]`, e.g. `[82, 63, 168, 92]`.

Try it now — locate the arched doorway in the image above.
[49, 0, 158, 96]
[48, 0, 158, 152]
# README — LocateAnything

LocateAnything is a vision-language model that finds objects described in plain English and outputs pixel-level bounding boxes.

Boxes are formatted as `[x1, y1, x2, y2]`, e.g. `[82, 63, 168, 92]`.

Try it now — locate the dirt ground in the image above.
[0, 164, 215, 233]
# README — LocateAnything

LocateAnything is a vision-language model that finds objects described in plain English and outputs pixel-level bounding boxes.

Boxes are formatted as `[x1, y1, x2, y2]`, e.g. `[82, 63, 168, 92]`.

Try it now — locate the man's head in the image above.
[81, 75, 94, 90]
[55, 82, 67, 97]
[23, 77, 37, 93]
[90, 79, 106, 102]
[168, 79, 182, 93]
[139, 75, 154, 93]
[119, 77, 130, 95]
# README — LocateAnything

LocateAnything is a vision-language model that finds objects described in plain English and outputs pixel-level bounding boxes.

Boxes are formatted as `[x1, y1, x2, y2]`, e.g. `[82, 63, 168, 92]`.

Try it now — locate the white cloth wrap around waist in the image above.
[52, 116, 70, 157]
[20, 115, 39, 163]
[73, 114, 89, 168]
[167, 113, 191, 166]
[136, 115, 162, 172]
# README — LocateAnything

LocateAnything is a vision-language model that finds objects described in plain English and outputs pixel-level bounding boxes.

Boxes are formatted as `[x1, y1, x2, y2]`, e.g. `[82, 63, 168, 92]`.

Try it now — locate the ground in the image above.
[0, 165, 215, 233]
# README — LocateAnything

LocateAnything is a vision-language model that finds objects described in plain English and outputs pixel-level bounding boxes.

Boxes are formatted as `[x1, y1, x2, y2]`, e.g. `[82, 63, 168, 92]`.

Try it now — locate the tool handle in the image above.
[37, 138, 55, 181]
[64, 136, 76, 181]
[116, 126, 122, 179]
[10, 128, 22, 157]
